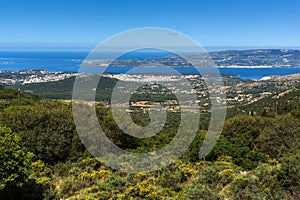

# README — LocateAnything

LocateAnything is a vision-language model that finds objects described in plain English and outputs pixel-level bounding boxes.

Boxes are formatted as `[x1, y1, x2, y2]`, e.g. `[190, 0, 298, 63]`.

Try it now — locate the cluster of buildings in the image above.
[0, 70, 82, 85]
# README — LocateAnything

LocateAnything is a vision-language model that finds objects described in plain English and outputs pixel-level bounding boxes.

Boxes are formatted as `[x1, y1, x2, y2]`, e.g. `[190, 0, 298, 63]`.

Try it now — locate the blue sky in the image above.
[0, 0, 299, 50]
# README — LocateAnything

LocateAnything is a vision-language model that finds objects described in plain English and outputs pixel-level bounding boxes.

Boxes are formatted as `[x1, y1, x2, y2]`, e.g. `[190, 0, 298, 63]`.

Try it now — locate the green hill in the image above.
[1, 83, 300, 199]
[227, 85, 300, 117]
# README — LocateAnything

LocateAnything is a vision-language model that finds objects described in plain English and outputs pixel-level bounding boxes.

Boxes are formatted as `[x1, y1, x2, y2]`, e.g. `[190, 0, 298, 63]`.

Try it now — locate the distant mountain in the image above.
[209, 49, 300, 67]
[94, 49, 300, 68]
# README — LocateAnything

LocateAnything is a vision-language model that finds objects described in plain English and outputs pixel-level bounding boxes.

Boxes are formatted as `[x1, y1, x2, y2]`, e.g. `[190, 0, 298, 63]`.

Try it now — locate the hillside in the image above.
[14, 76, 117, 101]
[0, 86, 300, 199]
[209, 49, 300, 67]
[227, 85, 300, 117]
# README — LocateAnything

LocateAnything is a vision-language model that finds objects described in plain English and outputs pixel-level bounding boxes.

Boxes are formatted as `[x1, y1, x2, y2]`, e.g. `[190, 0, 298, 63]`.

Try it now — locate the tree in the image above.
[0, 101, 85, 164]
[0, 126, 43, 199]
[258, 115, 300, 159]
[278, 150, 300, 198]
[0, 126, 34, 191]
[208, 115, 270, 169]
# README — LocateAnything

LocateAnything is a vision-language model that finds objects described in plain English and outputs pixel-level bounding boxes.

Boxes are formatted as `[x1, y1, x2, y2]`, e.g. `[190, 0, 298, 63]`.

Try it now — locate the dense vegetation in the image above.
[13, 76, 118, 101]
[229, 91, 300, 119]
[0, 85, 300, 199]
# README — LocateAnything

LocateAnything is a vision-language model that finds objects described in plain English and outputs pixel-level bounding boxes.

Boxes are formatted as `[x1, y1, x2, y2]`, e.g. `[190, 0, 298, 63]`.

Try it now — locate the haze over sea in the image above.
[1, 47, 300, 81]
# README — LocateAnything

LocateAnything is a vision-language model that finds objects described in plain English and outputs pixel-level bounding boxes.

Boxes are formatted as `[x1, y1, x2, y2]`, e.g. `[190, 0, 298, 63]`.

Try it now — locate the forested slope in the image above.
[0, 86, 299, 199]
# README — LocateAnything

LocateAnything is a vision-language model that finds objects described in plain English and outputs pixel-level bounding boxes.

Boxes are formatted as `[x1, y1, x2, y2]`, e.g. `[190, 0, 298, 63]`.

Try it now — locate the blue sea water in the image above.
[218, 68, 300, 80]
[0, 51, 88, 72]
[1, 51, 300, 80]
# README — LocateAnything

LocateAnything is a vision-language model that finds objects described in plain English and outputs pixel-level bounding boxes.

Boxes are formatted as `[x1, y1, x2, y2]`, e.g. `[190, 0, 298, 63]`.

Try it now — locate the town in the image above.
[2, 69, 300, 115]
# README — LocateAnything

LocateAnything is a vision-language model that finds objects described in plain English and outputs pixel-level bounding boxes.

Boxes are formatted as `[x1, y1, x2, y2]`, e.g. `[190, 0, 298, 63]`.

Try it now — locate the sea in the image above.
[1, 50, 300, 81]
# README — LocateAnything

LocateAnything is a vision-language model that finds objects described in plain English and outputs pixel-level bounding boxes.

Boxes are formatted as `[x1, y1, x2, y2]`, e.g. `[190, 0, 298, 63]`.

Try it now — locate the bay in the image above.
[1, 51, 300, 80]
